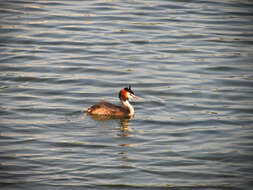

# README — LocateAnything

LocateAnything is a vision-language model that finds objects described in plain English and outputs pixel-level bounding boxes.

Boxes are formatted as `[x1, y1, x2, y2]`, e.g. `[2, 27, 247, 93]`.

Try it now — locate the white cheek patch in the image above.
[129, 93, 135, 99]
[126, 92, 130, 98]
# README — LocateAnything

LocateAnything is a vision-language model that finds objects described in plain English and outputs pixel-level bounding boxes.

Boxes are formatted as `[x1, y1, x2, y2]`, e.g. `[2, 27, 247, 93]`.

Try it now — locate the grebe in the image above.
[86, 86, 138, 117]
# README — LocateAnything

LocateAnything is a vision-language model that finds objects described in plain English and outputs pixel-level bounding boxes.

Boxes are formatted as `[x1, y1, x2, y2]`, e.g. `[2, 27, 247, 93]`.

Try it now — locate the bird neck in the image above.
[121, 99, 134, 116]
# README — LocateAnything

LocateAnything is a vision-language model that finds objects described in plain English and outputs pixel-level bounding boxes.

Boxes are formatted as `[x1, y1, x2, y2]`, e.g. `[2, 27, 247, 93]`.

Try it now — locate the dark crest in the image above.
[124, 85, 134, 94]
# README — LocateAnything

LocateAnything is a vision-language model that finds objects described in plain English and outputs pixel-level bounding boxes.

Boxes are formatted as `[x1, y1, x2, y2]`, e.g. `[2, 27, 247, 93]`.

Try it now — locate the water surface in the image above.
[1, 0, 253, 189]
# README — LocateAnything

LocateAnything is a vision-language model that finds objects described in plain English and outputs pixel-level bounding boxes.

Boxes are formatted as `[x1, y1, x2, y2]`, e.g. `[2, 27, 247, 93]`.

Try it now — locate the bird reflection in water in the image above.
[89, 114, 133, 132]
[87, 112, 135, 162]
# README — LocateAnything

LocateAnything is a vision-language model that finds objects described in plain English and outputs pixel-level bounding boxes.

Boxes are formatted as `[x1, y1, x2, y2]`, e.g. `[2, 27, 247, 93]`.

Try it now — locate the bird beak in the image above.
[131, 94, 141, 100]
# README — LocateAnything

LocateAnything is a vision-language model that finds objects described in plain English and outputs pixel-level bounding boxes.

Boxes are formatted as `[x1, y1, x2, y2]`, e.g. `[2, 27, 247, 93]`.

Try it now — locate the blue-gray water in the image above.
[1, 0, 253, 189]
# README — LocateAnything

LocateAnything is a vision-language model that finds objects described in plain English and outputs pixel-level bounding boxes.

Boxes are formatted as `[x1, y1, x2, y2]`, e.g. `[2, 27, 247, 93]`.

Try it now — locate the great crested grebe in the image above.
[86, 86, 138, 117]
